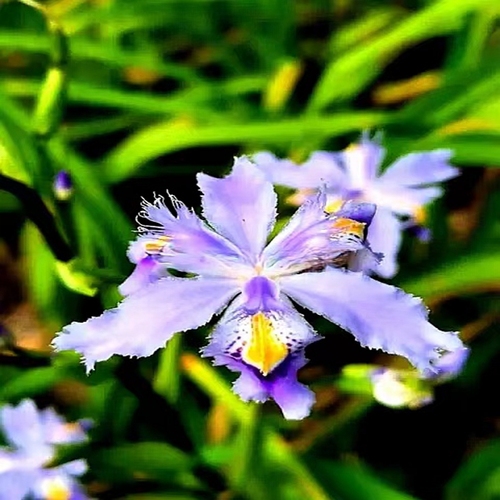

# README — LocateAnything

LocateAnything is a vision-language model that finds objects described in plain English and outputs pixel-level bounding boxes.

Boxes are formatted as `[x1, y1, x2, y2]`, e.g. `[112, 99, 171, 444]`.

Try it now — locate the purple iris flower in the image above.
[253, 134, 459, 278]
[53, 158, 463, 420]
[0, 399, 89, 499]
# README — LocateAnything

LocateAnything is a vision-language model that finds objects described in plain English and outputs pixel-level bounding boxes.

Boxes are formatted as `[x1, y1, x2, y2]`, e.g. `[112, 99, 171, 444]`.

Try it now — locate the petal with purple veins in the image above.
[280, 268, 464, 373]
[53, 277, 240, 372]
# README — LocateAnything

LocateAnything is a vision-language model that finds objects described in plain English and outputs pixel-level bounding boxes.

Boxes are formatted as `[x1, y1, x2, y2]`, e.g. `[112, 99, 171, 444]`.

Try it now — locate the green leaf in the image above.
[89, 442, 194, 481]
[310, 459, 417, 500]
[103, 112, 388, 182]
[309, 0, 492, 111]
[446, 439, 500, 500]
[402, 253, 500, 301]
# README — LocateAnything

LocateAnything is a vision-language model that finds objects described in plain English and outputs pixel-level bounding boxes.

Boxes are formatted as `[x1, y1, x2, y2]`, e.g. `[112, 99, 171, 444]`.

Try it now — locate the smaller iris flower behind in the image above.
[253, 133, 459, 278]
[53, 158, 464, 420]
[0, 399, 89, 500]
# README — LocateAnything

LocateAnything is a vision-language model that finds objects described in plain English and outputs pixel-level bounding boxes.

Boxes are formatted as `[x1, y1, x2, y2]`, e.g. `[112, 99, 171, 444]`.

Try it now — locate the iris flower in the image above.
[0, 399, 88, 500]
[53, 158, 463, 419]
[253, 134, 459, 278]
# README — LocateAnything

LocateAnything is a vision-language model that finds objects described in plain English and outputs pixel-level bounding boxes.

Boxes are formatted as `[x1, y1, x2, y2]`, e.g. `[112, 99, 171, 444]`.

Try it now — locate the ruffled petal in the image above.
[280, 268, 464, 373]
[365, 207, 402, 278]
[135, 194, 246, 277]
[253, 151, 346, 189]
[197, 157, 277, 258]
[53, 277, 239, 371]
[378, 149, 458, 187]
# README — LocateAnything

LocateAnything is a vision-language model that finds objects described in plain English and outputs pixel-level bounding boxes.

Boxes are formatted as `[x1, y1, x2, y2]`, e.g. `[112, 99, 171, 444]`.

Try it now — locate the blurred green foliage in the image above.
[1, 0, 500, 498]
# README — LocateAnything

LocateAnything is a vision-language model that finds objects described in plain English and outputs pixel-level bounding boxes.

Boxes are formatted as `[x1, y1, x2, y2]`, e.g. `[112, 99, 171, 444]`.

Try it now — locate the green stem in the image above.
[153, 334, 182, 404]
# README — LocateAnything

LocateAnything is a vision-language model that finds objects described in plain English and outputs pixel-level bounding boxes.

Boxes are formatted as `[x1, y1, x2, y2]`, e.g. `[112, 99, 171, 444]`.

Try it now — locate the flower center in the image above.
[40, 476, 71, 500]
[243, 312, 288, 376]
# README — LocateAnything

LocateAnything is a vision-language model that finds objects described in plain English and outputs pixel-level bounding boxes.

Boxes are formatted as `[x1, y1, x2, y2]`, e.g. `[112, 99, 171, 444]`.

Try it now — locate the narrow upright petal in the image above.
[378, 150, 458, 187]
[197, 157, 277, 258]
[53, 277, 239, 371]
[280, 269, 464, 373]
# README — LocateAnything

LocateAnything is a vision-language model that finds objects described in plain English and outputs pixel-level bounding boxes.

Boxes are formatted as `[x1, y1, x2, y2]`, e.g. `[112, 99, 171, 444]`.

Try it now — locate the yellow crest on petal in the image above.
[331, 217, 365, 238]
[41, 477, 71, 500]
[243, 312, 288, 376]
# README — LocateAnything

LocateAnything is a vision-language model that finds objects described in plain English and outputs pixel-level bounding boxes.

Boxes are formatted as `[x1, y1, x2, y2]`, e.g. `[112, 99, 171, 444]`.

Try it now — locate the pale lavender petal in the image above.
[0, 400, 44, 450]
[53, 277, 239, 371]
[263, 196, 373, 275]
[378, 150, 458, 187]
[341, 136, 385, 190]
[371, 184, 443, 216]
[0, 470, 37, 500]
[425, 346, 470, 380]
[59, 459, 88, 478]
[365, 208, 402, 278]
[280, 268, 464, 373]
[119, 257, 166, 297]
[40, 408, 87, 446]
[136, 195, 246, 277]
[253, 151, 346, 189]
[197, 157, 277, 258]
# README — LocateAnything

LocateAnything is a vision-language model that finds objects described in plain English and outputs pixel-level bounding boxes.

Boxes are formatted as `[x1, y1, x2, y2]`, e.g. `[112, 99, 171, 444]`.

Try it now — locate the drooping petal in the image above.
[209, 351, 315, 420]
[53, 277, 239, 371]
[378, 149, 458, 187]
[425, 346, 470, 380]
[365, 207, 402, 278]
[253, 151, 346, 189]
[280, 268, 464, 373]
[135, 195, 246, 277]
[197, 157, 277, 258]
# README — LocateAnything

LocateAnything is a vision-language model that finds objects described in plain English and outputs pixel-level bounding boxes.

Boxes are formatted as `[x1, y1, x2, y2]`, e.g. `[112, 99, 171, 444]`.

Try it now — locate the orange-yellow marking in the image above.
[331, 217, 365, 238]
[144, 235, 171, 254]
[414, 206, 426, 225]
[243, 312, 288, 375]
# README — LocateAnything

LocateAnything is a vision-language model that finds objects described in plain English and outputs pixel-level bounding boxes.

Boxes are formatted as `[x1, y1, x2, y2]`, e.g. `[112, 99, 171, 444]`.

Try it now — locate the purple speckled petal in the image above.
[365, 207, 402, 278]
[378, 149, 458, 187]
[280, 268, 464, 373]
[197, 157, 277, 258]
[53, 277, 239, 372]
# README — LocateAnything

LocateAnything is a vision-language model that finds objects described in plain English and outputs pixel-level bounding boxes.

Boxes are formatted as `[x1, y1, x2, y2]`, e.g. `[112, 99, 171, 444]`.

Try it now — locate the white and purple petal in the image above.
[53, 277, 239, 372]
[280, 268, 464, 373]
